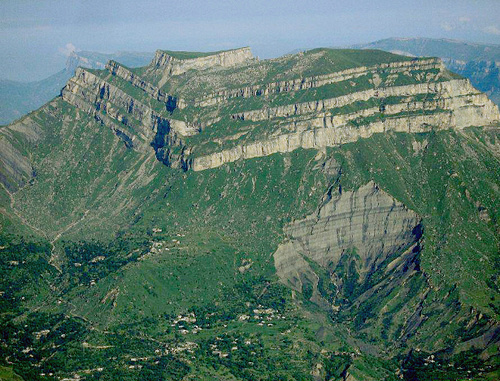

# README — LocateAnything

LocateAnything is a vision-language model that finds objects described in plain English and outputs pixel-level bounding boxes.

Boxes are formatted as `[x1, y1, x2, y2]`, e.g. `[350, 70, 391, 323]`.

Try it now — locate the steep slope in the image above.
[57, 47, 498, 173]
[0, 51, 153, 126]
[274, 181, 423, 309]
[354, 38, 500, 106]
[0, 47, 499, 380]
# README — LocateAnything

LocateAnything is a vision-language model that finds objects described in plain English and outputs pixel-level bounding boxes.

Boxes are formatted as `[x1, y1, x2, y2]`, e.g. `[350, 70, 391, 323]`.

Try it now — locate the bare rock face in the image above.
[151, 47, 254, 87]
[45, 47, 500, 173]
[274, 181, 422, 307]
[192, 79, 500, 171]
[0, 134, 33, 191]
[152, 47, 253, 74]
[0, 116, 43, 191]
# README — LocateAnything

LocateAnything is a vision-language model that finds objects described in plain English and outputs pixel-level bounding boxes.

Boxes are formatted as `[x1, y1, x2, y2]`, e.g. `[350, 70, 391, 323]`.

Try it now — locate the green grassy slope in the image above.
[0, 48, 499, 380]
[1, 106, 499, 380]
[0, 366, 24, 381]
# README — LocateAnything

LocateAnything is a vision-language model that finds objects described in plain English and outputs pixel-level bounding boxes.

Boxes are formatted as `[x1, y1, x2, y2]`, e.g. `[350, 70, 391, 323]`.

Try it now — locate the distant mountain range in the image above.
[0, 51, 153, 125]
[353, 38, 500, 105]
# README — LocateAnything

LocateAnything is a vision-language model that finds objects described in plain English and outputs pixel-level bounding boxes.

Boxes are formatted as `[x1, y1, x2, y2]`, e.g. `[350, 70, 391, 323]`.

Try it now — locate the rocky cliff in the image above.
[150, 47, 253, 77]
[1, 46, 500, 381]
[274, 181, 423, 310]
[2, 47, 499, 192]
[52, 47, 500, 175]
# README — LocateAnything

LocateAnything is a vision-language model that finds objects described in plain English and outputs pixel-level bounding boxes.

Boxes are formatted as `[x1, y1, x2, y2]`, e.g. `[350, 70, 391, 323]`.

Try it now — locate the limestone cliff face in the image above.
[150, 47, 254, 88]
[191, 95, 498, 171]
[61, 67, 199, 166]
[52, 48, 500, 173]
[152, 47, 253, 74]
[193, 58, 442, 107]
[106, 61, 163, 101]
[105, 60, 186, 109]
[63, 68, 196, 136]
[231, 79, 477, 122]
[274, 181, 422, 308]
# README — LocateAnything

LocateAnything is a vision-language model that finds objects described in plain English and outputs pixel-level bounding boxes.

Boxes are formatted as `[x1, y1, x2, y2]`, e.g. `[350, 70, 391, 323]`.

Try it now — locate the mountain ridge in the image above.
[54, 47, 499, 174]
[1, 46, 499, 380]
[353, 37, 500, 106]
[0, 51, 154, 126]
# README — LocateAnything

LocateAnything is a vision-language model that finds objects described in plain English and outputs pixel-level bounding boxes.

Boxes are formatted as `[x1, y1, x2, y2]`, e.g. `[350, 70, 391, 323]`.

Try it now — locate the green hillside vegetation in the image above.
[0, 366, 24, 381]
[0, 47, 499, 380]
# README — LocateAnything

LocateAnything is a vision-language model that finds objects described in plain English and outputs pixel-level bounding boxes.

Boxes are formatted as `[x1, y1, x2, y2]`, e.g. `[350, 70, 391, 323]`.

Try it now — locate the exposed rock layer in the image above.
[193, 58, 442, 107]
[55, 48, 500, 172]
[274, 181, 422, 306]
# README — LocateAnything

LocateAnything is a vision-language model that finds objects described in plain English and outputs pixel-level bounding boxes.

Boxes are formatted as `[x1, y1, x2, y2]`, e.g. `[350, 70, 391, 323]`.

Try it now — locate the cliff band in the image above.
[52, 48, 500, 172]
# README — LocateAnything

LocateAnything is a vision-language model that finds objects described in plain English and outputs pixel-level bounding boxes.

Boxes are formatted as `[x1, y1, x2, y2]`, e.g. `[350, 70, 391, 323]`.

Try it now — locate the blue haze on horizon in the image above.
[1, 0, 500, 82]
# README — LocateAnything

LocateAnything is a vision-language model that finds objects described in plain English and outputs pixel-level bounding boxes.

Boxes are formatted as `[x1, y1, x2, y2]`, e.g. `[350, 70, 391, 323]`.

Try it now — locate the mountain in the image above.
[0, 51, 154, 126]
[353, 38, 500, 106]
[64, 51, 157, 74]
[0, 71, 69, 126]
[1, 47, 499, 380]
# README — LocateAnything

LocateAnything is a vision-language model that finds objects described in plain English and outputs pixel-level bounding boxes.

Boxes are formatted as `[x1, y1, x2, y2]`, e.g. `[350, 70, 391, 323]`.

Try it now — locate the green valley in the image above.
[0, 46, 499, 380]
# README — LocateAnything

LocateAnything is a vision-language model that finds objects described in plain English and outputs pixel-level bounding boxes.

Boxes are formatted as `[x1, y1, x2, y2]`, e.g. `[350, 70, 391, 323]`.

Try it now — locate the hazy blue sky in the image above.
[1, 0, 500, 81]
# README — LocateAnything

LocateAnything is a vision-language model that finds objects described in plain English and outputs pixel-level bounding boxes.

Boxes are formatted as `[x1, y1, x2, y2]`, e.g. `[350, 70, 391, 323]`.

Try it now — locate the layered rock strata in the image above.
[274, 181, 422, 307]
[0, 127, 33, 191]
[192, 91, 497, 171]
[149, 47, 254, 88]
[193, 58, 442, 107]
[230, 79, 481, 122]
[56, 47, 500, 171]
[150, 47, 254, 75]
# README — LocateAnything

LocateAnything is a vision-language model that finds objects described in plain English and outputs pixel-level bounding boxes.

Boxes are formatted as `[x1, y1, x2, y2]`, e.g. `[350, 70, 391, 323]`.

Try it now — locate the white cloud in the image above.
[58, 42, 77, 57]
[484, 25, 500, 35]
[441, 17, 473, 33]
[441, 22, 454, 32]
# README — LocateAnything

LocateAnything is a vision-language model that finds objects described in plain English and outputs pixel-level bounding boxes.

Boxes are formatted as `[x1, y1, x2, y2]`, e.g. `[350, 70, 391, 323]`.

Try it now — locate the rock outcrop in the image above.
[151, 47, 254, 75]
[191, 96, 497, 171]
[274, 181, 422, 308]
[150, 47, 254, 88]
[55, 47, 500, 172]
[230, 79, 483, 122]
[61, 67, 196, 164]
[0, 130, 33, 191]
[192, 58, 442, 107]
